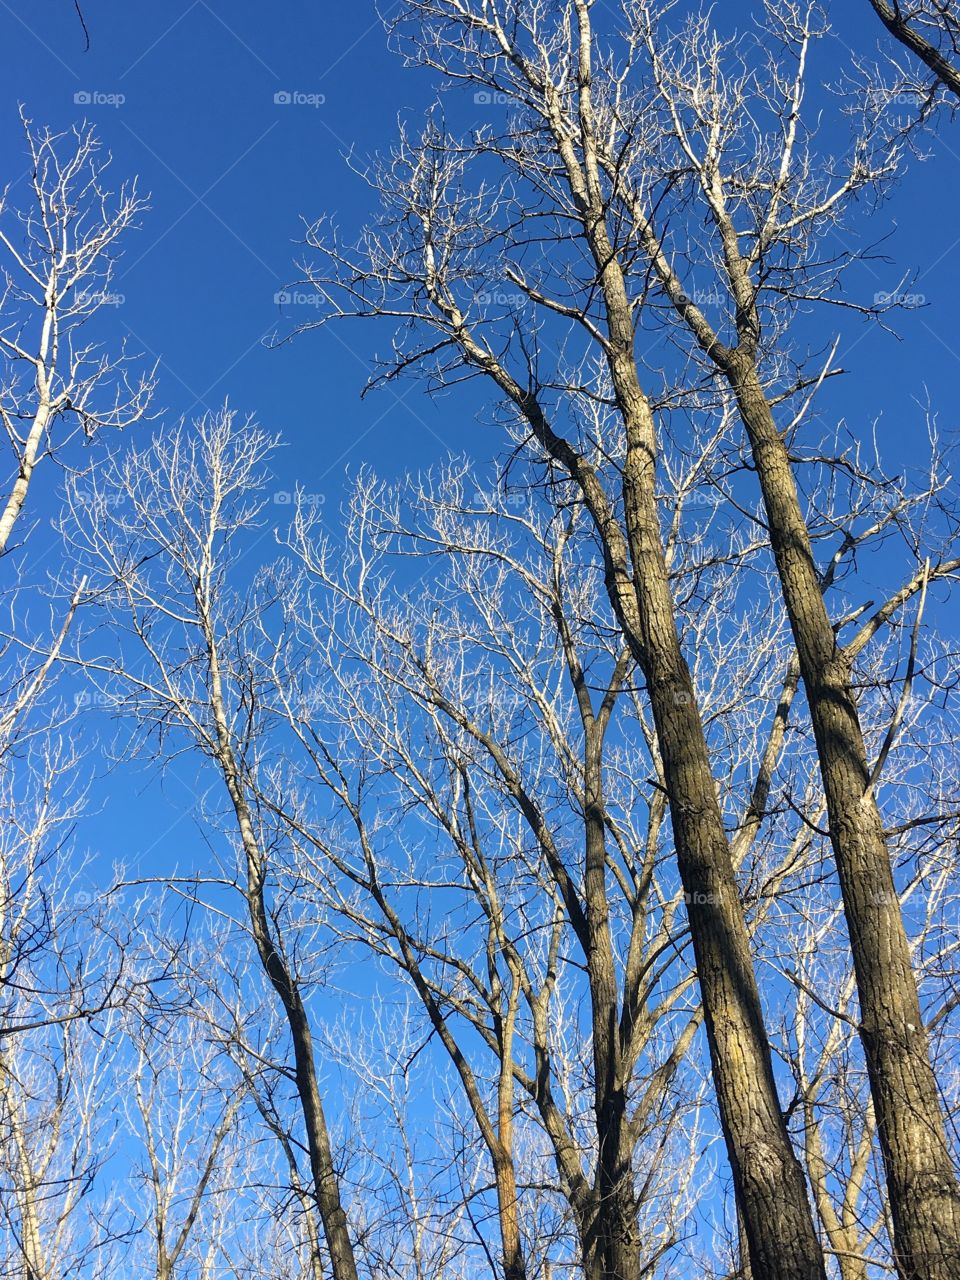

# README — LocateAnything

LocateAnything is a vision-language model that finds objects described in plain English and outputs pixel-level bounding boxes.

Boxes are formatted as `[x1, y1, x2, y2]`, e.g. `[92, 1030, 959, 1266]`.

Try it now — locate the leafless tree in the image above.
[64, 409, 361, 1280]
[0, 109, 153, 558]
[274, 465, 718, 1280]
[62, 401, 958, 1279]
[586, 11, 960, 1276]
[120, 996, 249, 1280]
[0, 741, 127, 1280]
[302, 51, 833, 1280]
[295, 4, 960, 1274]
[65, 411, 718, 1279]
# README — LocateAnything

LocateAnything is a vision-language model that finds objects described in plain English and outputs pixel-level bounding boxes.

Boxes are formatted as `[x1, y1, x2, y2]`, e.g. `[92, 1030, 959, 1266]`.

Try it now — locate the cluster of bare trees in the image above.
[2, 3, 960, 1280]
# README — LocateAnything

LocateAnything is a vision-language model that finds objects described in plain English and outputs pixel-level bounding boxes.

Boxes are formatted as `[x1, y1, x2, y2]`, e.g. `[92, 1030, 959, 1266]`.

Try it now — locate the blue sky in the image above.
[0, 6, 957, 1264]
[0, 2, 465, 883]
[1, 1, 958, 487]
[0, 1, 463, 495]
[1, 0, 958, 881]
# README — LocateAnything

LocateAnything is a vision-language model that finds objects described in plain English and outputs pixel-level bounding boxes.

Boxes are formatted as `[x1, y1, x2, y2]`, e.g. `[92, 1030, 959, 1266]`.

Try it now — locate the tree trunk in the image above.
[583, 718, 641, 1280]
[578, 225, 826, 1279]
[203, 629, 359, 1280]
[619, 437, 824, 1280]
[727, 355, 960, 1280]
[867, 0, 960, 100]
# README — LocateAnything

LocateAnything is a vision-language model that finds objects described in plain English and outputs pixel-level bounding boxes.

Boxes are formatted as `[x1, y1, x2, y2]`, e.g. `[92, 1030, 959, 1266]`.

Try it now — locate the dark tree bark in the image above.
[417, 97, 829, 1280]
[722, 354, 960, 1280]
[867, 0, 960, 101]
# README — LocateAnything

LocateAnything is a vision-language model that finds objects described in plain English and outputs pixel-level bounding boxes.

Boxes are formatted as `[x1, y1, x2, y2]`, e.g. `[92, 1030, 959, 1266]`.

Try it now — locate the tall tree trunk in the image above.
[583, 713, 641, 1280]
[727, 354, 960, 1280]
[445, 222, 827, 1280]
[564, 80, 825, 1267]
[617, 409, 824, 1280]
[202, 625, 359, 1280]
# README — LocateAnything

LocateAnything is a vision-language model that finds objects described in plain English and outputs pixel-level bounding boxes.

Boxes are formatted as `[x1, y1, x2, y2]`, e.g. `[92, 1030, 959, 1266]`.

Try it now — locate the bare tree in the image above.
[278, 454, 960, 1280]
[0, 740, 126, 1280]
[275, 466, 718, 1280]
[579, 10, 960, 1276]
[67, 411, 720, 1279]
[63, 382, 960, 1280]
[296, 4, 960, 1274]
[299, 27, 834, 1280]
[121, 998, 247, 1280]
[0, 106, 153, 1280]
[64, 410, 360, 1280]
[0, 109, 153, 557]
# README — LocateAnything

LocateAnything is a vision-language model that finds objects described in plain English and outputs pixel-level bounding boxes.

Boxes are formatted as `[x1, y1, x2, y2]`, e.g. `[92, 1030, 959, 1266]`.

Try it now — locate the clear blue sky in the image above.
[1, 2, 958, 487]
[0, 1, 469, 497]
[1, 0, 958, 881]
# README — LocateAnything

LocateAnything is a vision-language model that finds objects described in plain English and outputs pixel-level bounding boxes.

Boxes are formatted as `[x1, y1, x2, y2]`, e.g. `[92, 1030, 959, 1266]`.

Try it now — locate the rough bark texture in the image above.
[616, 402, 825, 1280]
[867, 0, 960, 100]
[553, 25, 826, 1265]
[583, 709, 641, 1280]
[728, 356, 960, 1280]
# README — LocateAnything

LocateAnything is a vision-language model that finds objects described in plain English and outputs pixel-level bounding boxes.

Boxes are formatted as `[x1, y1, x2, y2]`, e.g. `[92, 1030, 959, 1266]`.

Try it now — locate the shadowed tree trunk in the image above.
[300, 0, 829, 1271]
[866, 0, 960, 100]
[723, 355, 960, 1280]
